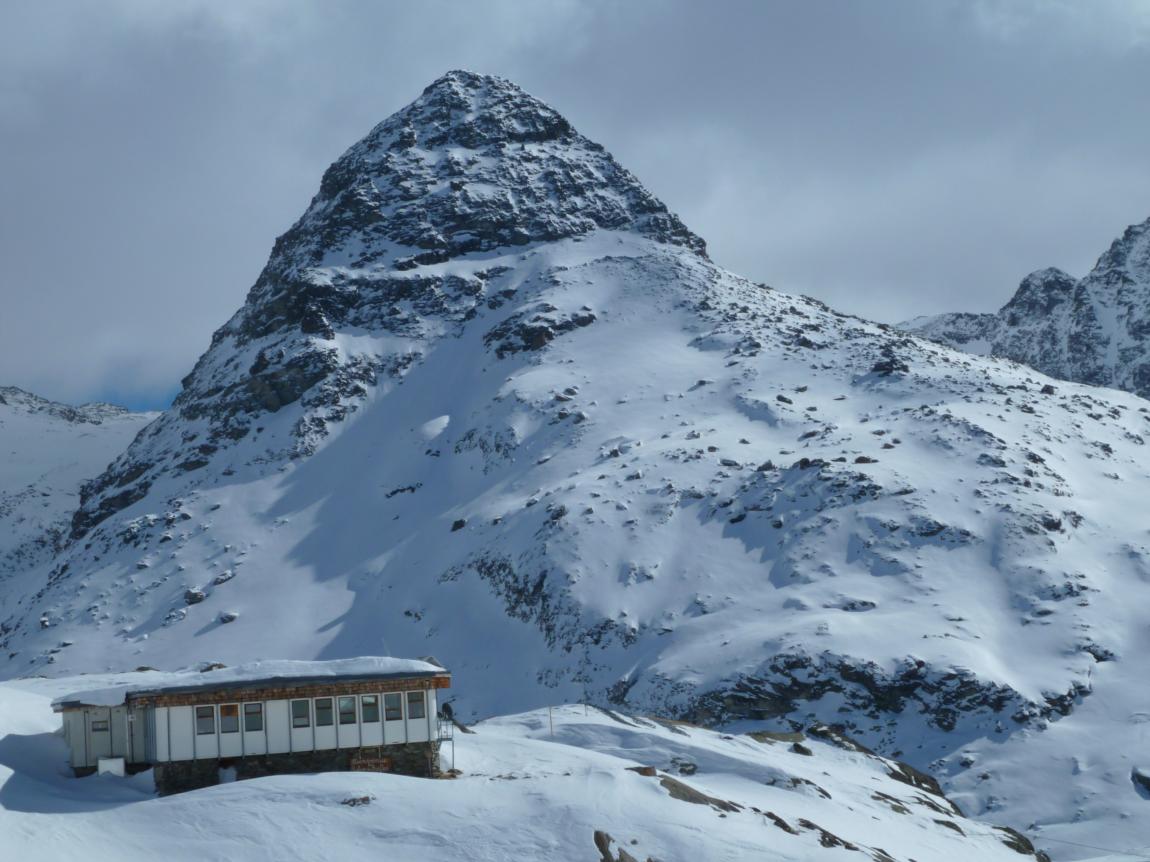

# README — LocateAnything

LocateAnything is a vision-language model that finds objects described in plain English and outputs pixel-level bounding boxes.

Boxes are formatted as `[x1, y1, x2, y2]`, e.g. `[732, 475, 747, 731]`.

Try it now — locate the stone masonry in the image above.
[153, 742, 440, 795]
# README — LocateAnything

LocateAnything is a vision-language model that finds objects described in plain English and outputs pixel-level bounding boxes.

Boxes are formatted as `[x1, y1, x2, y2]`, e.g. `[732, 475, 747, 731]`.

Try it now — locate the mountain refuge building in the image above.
[51, 657, 451, 795]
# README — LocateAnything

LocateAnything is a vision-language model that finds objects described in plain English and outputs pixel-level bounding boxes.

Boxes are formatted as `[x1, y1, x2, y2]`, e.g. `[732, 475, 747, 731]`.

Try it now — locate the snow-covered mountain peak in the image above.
[901, 213, 1150, 398]
[68, 72, 705, 540]
[0, 386, 138, 425]
[270, 68, 705, 279]
[1000, 267, 1076, 322]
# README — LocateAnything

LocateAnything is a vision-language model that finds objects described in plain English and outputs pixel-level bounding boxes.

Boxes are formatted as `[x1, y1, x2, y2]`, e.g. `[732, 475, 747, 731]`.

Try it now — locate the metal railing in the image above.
[436, 714, 455, 772]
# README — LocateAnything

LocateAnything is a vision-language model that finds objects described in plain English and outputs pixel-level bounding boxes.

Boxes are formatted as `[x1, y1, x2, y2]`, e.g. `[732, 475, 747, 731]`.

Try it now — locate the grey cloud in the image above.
[2, 0, 1149, 407]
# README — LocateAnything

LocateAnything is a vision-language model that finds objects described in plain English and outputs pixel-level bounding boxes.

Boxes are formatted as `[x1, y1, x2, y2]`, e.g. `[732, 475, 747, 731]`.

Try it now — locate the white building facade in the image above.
[53, 657, 451, 793]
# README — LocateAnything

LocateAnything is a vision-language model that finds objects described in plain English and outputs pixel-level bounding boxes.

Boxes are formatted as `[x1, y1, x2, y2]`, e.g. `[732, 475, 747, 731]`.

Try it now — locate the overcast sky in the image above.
[3, 1, 1150, 410]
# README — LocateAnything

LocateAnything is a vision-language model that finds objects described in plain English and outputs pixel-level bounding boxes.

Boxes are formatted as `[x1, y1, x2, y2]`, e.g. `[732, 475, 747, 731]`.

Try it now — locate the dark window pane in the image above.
[196, 706, 215, 735]
[220, 704, 239, 733]
[361, 695, 380, 723]
[384, 693, 403, 721]
[244, 703, 263, 732]
[338, 696, 357, 725]
[91, 720, 109, 732]
[315, 698, 334, 727]
[406, 690, 426, 720]
[291, 699, 310, 728]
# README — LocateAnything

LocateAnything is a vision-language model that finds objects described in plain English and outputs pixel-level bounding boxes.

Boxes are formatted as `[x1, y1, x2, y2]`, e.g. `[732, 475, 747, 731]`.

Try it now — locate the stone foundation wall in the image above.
[153, 742, 439, 795]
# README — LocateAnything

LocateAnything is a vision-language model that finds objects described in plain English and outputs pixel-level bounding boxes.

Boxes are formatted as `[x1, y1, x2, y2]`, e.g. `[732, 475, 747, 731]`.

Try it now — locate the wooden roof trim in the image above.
[126, 674, 451, 707]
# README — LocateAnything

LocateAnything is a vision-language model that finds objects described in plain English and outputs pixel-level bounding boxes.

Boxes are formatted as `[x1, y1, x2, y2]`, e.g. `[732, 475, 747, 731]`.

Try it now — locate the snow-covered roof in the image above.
[52, 657, 447, 710]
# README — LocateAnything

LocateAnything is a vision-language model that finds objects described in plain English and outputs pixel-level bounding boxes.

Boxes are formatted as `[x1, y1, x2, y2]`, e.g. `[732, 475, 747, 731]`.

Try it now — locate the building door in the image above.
[88, 708, 113, 761]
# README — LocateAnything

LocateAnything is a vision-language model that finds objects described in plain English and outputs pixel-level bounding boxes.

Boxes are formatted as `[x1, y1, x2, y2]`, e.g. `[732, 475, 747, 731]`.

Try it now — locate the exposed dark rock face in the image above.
[484, 304, 597, 357]
[902, 218, 1150, 397]
[672, 651, 1088, 755]
[1132, 767, 1150, 796]
[287, 70, 706, 267]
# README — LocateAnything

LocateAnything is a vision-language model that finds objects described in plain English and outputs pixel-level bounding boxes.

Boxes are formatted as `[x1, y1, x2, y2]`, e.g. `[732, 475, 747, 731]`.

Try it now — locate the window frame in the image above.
[195, 705, 216, 736]
[406, 690, 426, 720]
[219, 703, 240, 734]
[243, 702, 264, 732]
[338, 696, 357, 725]
[361, 694, 380, 723]
[90, 719, 110, 732]
[384, 692, 403, 722]
[291, 699, 311, 729]
[315, 697, 334, 727]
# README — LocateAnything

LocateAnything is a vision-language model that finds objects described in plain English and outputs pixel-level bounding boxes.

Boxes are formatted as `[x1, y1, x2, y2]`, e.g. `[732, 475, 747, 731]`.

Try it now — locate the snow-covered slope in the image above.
[0, 674, 1049, 862]
[0, 387, 153, 583]
[901, 217, 1150, 397]
[3, 71, 1150, 857]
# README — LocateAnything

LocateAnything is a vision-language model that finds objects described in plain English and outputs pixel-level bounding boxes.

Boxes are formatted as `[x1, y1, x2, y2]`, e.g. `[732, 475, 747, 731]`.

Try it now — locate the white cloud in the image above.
[971, 0, 1150, 49]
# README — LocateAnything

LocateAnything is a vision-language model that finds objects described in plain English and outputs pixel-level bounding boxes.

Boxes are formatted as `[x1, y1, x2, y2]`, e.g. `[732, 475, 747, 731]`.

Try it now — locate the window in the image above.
[291, 699, 310, 728]
[338, 696, 357, 725]
[384, 692, 403, 721]
[406, 690, 426, 720]
[361, 695, 380, 723]
[244, 703, 263, 732]
[315, 698, 334, 727]
[91, 719, 109, 732]
[196, 706, 215, 735]
[220, 704, 240, 733]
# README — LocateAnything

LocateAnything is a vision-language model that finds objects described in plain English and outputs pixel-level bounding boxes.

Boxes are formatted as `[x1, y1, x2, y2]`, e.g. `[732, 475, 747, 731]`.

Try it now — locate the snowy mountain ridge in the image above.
[901, 216, 1150, 397]
[4, 71, 1150, 857]
[0, 386, 141, 424]
[0, 387, 153, 587]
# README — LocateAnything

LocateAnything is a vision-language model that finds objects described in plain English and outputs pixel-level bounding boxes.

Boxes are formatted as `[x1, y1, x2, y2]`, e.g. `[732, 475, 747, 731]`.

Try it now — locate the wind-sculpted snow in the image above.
[903, 217, 1150, 398]
[5, 72, 1150, 857]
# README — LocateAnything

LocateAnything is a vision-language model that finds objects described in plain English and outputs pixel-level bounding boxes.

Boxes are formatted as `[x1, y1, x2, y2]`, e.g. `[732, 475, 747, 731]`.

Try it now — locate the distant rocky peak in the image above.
[0, 386, 135, 424]
[1001, 267, 1076, 320]
[900, 212, 1150, 399]
[1090, 215, 1150, 283]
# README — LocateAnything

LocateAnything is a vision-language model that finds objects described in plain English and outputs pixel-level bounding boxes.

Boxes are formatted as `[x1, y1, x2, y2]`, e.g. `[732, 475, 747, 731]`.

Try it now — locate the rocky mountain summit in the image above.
[902, 216, 1150, 397]
[70, 70, 706, 540]
[5, 72, 1150, 855]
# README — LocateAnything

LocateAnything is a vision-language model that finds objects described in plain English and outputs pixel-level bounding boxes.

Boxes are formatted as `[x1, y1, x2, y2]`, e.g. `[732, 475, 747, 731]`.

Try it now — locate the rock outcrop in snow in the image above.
[902, 217, 1150, 397]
